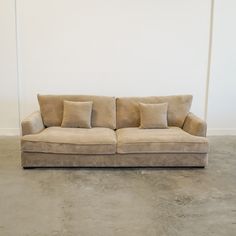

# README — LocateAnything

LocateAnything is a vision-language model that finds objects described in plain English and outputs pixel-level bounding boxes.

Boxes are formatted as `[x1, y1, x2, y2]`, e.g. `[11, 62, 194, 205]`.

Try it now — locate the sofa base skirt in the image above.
[21, 152, 208, 168]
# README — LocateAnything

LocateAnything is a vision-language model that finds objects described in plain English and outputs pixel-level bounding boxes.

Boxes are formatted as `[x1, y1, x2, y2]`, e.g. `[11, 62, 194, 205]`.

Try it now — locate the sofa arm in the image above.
[183, 113, 207, 137]
[21, 111, 45, 136]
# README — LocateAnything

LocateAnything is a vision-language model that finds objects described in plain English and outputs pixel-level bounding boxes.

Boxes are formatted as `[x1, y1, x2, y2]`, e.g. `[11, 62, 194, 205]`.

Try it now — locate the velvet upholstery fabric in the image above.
[116, 95, 192, 129]
[21, 111, 45, 136]
[38, 95, 116, 129]
[21, 127, 116, 154]
[116, 127, 208, 154]
[183, 112, 207, 137]
[21, 152, 208, 167]
[21, 94, 209, 168]
[139, 102, 168, 129]
[61, 101, 93, 128]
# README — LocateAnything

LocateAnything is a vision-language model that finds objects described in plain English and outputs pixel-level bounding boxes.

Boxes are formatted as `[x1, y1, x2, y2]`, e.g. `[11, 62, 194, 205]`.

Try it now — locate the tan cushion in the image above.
[116, 95, 192, 128]
[21, 127, 117, 154]
[116, 127, 208, 154]
[61, 101, 92, 128]
[139, 102, 168, 129]
[38, 95, 116, 129]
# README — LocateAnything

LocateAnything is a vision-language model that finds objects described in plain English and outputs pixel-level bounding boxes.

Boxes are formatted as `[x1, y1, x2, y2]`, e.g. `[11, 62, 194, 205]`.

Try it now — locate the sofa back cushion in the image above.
[116, 95, 192, 129]
[38, 95, 116, 129]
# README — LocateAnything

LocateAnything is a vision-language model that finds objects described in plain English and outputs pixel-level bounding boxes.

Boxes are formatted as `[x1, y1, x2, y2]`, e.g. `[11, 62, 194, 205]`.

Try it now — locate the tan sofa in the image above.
[21, 95, 208, 168]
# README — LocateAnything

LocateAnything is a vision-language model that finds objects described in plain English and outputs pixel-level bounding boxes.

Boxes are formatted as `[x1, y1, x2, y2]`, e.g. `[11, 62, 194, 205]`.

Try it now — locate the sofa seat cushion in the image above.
[116, 127, 208, 154]
[21, 127, 117, 154]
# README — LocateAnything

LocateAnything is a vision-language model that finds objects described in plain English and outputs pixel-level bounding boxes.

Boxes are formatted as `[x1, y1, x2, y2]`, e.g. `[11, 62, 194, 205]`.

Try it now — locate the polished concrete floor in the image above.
[0, 136, 236, 236]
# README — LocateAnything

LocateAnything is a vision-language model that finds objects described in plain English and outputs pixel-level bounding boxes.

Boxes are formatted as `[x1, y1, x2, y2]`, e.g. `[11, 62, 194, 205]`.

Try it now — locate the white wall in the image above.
[207, 0, 236, 135]
[0, 0, 235, 135]
[18, 0, 210, 119]
[0, 0, 19, 135]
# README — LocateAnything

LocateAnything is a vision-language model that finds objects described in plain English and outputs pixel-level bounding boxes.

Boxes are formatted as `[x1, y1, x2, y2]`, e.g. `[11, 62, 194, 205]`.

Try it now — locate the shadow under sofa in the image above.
[21, 94, 208, 168]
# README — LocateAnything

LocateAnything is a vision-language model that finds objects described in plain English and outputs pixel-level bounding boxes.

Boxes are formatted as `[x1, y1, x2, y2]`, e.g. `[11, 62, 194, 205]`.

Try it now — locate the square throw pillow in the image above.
[61, 101, 93, 128]
[139, 102, 168, 129]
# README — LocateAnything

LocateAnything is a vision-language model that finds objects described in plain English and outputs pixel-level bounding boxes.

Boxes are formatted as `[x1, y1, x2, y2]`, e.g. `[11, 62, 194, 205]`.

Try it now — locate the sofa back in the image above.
[38, 95, 116, 129]
[116, 95, 192, 129]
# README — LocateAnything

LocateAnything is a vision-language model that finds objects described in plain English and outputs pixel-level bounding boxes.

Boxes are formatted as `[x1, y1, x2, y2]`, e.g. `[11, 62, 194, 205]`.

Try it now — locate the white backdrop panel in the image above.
[18, 0, 211, 119]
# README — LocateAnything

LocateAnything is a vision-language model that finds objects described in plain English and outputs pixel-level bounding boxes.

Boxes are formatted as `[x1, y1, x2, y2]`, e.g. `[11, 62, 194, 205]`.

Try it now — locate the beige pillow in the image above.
[61, 101, 93, 128]
[139, 102, 168, 129]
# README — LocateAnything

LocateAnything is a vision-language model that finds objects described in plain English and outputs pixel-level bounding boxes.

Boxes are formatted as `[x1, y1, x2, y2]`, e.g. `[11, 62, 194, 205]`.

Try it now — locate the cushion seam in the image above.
[117, 141, 208, 145]
[22, 140, 116, 145]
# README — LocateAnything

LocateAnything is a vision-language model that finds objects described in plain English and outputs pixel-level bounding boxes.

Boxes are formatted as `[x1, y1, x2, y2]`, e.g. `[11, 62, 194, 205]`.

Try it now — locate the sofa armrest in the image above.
[21, 111, 45, 136]
[183, 113, 207, 137]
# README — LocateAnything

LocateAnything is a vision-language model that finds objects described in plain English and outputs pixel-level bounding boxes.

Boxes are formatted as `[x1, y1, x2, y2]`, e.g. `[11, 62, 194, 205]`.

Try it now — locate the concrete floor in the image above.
[0, 137, 236, 236]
